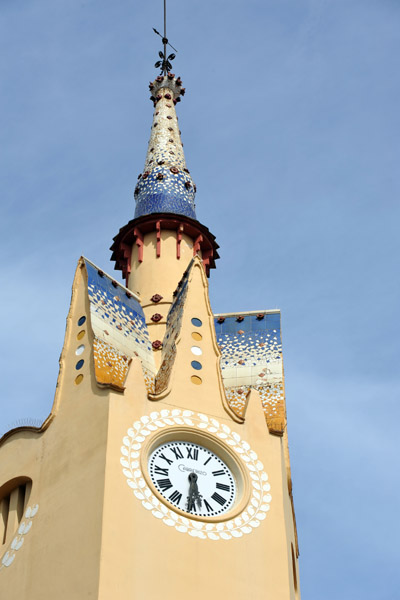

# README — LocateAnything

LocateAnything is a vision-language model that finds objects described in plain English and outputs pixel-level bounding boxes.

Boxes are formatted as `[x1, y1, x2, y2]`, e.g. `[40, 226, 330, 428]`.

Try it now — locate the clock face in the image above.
[122, 410, 272, 539]
[148, 440, 236, 517]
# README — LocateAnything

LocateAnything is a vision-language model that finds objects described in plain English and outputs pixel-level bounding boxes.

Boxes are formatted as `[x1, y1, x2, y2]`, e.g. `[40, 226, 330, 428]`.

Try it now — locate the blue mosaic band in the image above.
[134, 167, 196, 219]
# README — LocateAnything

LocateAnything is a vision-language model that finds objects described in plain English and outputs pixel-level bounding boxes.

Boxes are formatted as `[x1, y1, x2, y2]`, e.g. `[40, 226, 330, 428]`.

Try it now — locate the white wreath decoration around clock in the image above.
[120, 410, 271, 540]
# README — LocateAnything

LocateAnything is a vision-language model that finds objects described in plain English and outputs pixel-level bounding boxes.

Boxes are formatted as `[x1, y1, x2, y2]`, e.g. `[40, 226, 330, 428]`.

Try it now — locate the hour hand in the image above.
[187, 472, 202, 511]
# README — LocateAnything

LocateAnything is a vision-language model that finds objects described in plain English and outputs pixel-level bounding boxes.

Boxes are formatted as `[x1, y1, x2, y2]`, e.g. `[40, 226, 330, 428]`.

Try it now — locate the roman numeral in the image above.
[212, 469, 225, 477]
[211, 492, 227, 506]
[216, 483, 230, 492]
[203, 456, 212, 466]
[154, 465, 169, 476]
[159, 453, 173, 466]
[171, 446, 184, 460]
[169, 490, 182, 505]
[157, 478, 173, 492]
[186, 447, 199, 460]
[204, 499, 213, 513]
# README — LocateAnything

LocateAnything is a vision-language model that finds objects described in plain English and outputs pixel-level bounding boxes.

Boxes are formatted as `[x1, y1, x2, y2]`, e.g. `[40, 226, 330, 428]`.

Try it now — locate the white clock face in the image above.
[148, 440, 236, 517]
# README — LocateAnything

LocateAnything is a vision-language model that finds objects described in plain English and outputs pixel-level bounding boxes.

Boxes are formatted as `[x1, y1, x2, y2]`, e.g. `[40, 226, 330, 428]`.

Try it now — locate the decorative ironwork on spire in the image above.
[153, 1, 177, 75]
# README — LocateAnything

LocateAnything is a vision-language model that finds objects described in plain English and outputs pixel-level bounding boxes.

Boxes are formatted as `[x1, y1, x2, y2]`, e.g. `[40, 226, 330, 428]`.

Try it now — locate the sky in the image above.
[1, 0, 399, 597]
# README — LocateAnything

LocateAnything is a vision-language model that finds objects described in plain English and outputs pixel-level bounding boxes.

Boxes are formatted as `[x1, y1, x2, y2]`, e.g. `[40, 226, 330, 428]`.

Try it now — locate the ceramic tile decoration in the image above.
[154, 260, 192, 394]
[92, 338, 131, 390]
[134, 76, 196, 219]
[84, 258, 285, 425]
[214, 311, 285, 433]
[85, 259, 156, 391]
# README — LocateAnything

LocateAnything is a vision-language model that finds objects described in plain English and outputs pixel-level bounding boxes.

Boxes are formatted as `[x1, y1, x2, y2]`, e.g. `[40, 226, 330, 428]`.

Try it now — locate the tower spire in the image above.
[134, 74, 195, 219]
[134, 2, 196, 220]
[111, 7, 219, 286]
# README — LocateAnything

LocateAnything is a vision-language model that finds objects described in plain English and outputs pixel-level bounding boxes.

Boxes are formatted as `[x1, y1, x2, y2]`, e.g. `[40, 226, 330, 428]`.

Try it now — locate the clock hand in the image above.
[187, 472, 202, 512]
[187, 472, 196, 511]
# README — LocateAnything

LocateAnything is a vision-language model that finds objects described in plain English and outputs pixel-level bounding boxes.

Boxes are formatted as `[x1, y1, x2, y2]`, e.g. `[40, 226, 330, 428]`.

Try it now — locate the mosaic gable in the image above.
[214, 311, 286, 434]
[84, 259, 156, 391]
[134, 75, 196, 220]
[153, 260, 193, 395]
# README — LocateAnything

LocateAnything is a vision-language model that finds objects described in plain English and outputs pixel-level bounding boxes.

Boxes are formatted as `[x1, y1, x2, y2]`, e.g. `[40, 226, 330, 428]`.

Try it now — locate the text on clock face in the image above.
[148, 441, 237, 517]
[178, 464, 207, 476]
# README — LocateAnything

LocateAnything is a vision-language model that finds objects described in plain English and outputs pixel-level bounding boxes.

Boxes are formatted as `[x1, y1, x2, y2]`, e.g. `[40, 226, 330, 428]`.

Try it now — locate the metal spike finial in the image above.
[153, 0, 177, 75]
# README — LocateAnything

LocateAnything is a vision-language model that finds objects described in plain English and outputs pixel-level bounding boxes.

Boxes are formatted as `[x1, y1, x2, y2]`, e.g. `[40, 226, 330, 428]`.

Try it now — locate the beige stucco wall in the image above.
[128, 230, 199, 303]
[0, 265, 109, 597]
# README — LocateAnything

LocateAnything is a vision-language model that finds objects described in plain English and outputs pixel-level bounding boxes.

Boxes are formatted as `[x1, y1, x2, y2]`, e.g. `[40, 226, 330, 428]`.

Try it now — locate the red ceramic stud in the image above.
[151, 313, 163, 322]
[150, 294, 163, 303]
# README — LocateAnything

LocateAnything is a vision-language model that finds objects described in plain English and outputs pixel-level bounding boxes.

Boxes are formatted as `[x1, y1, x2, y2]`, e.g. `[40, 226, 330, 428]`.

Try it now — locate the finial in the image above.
[153, 0, 177, 75]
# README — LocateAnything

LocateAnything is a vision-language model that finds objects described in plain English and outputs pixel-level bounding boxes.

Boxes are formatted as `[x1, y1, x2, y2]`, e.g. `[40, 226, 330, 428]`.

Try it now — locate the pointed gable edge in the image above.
[214, 309, 286, 434]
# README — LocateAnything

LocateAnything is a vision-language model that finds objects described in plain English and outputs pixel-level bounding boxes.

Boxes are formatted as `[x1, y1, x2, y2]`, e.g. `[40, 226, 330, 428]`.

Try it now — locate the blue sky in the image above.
[1, 1, 399, 597]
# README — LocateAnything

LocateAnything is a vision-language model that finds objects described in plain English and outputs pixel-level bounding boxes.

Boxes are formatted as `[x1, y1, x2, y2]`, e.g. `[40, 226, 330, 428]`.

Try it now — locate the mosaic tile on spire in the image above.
[134, 75, 196, 220]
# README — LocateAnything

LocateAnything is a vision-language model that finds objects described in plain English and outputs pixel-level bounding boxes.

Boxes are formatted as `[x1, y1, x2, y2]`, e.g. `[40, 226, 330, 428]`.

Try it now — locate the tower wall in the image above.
[128, 229, 201, 365]
[128, 229, 199, 307]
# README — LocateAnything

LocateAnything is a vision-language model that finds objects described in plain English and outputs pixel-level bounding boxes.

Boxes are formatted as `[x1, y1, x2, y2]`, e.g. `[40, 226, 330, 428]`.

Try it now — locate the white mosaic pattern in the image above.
[144, 90, 187, 173]
[218, 330, 282, 388]
[0, 504, 39, 571]
[121, 410, 271, 540]
[86, 260, 156, 376]
[215, 313, 285, 429]
[89, 296, 154, 374]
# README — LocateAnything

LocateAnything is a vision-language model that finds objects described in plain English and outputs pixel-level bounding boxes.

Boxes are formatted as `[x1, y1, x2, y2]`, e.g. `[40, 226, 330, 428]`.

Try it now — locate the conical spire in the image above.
[134, 74, 196, 220]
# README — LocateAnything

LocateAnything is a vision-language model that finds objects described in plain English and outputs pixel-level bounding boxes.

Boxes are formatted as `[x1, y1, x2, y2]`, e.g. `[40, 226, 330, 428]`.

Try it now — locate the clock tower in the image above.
[0, 33, 301, 600]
